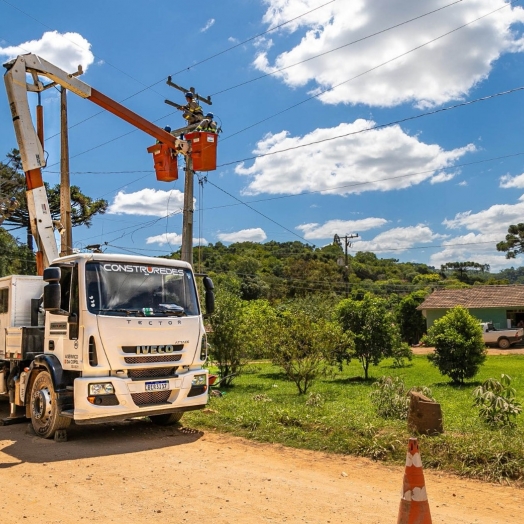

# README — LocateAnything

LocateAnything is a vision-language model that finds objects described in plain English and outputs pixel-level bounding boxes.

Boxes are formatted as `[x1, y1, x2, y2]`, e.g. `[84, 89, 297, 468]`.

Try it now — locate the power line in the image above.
[218, 0, 519, 144]
[40, 0, 516, 167]
[218, 85, 524, 167]
[21, 0, 338, 142]
[211, 0, 465, 96]
[39, 142, 524, 249]
[186, 178, 312, 245]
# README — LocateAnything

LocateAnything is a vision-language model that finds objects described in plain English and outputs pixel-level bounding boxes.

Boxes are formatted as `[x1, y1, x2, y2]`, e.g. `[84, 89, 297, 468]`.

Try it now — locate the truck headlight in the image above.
[192, 374, 207, 386]
[88, 383, 115, 395]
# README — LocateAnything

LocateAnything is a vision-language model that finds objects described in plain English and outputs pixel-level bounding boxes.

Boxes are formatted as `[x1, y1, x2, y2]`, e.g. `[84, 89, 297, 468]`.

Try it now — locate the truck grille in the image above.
[124, 354, 182, 364]
[128, 367, 177, 379]
[131, 390, 171, 406]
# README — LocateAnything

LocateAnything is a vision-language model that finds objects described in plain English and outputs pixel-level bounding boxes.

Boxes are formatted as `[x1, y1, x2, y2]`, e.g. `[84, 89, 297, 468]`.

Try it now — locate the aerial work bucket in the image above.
[147, 143, 179, 182]
[186, 132, 217, 171]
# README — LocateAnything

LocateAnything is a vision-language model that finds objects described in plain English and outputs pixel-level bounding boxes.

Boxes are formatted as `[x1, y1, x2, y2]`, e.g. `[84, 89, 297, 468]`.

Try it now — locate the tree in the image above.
[207, 289, 246, 386]
[0, 149, 108, 250]
[396, 290, 428, 345]
[269, 309, 352, 394]
[440, 261, 490, 283]
[0, 229, 35, 276]
[335, 293, 401, 380]
[425, 306, 486, 384]
[497, 223, 524, 259]
[242, 299, 278, 360]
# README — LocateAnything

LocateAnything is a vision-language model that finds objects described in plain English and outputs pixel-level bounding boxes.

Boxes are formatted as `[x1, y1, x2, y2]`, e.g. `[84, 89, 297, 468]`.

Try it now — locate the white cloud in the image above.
[200, 19, 215, 32]
[108, 188, 185, 216]
[352, 225, 444, 253]
[257, 0, 524, 108]
[500, 173, 524, 188]
[296, 218, 387, 240]
[428, 233, 513, 271]
[235, 120, 475, 195]
[217, 228, 267, 243]
[443, 198, 524, 236]
[146, 233, 207, 247]
[0, 31, 95, 72]
[427, 197, 524, 269]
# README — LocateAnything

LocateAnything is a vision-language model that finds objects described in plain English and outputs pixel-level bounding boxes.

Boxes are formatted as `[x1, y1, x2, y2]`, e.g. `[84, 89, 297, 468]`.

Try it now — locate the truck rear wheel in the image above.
[30, 371, 71, 439]
[149, 412, 183, 426]
[498, 337, 511, 349]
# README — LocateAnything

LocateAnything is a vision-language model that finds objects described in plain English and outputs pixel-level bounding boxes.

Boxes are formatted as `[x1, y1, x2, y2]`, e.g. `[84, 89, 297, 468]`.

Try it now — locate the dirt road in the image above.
[0, 401, 522, 524]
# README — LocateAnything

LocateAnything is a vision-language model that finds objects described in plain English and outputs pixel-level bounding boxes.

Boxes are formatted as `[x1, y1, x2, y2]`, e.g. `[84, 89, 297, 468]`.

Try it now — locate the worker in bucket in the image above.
[179, 92, 204, 125]
[196, 112, 218, 133]
[156, 125, 172, 144]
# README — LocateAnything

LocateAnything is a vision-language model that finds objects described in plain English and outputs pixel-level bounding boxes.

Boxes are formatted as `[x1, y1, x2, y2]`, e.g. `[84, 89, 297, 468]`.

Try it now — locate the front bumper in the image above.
[71, 371, 208, 422]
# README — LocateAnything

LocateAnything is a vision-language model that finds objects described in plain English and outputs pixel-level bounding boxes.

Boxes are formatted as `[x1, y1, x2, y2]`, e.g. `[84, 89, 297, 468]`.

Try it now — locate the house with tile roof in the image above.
[417, 285, 524, 330]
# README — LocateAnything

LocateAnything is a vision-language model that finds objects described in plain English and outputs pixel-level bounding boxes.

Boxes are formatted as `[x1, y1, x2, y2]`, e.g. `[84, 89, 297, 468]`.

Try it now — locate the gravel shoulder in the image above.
[0, 400, 522, 524]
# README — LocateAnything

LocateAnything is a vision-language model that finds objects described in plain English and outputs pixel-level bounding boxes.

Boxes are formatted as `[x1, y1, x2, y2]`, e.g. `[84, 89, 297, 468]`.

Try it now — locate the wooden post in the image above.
[181, 155, 194, 265]
[60, 87, 73, 256]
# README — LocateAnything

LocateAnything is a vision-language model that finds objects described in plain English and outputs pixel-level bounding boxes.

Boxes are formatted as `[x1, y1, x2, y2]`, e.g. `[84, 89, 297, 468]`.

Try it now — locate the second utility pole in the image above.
[334, 233, 359, 298]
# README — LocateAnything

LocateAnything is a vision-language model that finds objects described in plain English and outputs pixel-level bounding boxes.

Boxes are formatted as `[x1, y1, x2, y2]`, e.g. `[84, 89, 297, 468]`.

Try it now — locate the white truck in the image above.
[1, 53, 215, 438]
[480, 322, 523, 349]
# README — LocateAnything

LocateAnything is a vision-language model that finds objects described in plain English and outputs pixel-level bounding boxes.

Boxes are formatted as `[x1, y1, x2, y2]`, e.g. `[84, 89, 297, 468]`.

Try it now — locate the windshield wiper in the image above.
[96, 308, 142, 316]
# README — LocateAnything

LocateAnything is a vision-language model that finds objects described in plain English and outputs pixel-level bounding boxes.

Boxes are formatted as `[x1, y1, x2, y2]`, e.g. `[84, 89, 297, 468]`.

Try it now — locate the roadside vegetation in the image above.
[186, 355, 524, 485]
[182, 246, 524, 485]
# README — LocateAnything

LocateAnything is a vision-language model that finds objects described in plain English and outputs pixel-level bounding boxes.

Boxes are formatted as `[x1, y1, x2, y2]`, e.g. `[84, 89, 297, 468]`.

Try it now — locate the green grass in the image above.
[185, 355, 524, 485]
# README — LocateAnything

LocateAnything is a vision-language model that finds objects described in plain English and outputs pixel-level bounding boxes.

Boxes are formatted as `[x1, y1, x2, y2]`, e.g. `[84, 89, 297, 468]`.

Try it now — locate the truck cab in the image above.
[0, 254, 214, 438]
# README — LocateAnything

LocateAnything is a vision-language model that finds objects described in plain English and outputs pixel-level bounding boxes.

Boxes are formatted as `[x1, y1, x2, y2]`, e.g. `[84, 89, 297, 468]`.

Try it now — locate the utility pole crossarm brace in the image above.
[166, 76, 212, 106]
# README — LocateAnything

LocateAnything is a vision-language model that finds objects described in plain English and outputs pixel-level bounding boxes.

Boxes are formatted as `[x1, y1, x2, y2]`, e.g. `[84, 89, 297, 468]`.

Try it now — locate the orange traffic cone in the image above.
[397, 437, 432, 524]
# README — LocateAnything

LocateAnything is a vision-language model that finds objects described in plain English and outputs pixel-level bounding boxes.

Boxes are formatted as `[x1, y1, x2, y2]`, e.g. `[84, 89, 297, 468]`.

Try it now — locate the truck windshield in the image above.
[85, 262, 199, 317]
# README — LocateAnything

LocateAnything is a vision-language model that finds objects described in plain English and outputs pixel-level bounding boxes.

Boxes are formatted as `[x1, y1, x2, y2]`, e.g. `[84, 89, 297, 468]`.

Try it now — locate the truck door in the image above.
[46, 265, 83, 370]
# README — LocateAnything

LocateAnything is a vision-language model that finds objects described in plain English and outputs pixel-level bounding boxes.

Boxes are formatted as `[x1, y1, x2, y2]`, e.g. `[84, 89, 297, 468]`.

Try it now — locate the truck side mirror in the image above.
[202, 276, 215, 315]
[43, 267, 66, 314]
[205, 290, 215, 315]
[43, 282, 61, 312]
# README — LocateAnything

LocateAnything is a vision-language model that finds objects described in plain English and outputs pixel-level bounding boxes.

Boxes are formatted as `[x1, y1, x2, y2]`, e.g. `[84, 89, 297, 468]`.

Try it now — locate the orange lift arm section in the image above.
[88, 89, 177, 148]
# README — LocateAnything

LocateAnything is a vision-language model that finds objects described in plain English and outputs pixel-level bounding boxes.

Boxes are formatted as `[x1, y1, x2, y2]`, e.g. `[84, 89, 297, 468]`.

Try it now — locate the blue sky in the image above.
[2, 0, 524, 271]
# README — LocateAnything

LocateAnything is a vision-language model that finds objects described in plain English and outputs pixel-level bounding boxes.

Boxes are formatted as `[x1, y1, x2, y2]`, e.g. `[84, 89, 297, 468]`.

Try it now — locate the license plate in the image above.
[145, 380, 169, 391]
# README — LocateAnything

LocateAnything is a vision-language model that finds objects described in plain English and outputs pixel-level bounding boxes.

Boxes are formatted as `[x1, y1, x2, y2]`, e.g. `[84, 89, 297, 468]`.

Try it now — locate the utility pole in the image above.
[334, 233, 359, 298]
[180, 156, 194, 265]
[60, 87, 73, 256]
[165, 78, 212, 265]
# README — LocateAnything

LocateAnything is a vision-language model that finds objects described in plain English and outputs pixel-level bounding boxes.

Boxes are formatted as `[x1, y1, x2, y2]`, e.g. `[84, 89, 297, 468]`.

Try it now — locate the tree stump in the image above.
[407, 391, 443, 435]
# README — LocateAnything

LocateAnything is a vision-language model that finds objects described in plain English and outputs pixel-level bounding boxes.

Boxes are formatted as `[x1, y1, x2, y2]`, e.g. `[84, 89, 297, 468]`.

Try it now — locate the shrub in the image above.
[391, 342, 414, 368]
[370, 376, 434, 420]
[370, 376, 410, 419]
[425, 306, 487, 384]
[473, 374, 522, 428]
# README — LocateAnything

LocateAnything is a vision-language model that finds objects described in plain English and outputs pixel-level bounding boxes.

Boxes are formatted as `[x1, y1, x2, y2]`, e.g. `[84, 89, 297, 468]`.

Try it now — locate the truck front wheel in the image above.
[30, 371, 71, 439]
[498, 337, 511, 349]
[149, 412, 183, 426]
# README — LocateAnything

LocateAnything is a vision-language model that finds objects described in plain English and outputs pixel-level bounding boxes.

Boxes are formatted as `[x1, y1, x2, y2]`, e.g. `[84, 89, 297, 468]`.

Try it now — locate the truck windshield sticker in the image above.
[102, 264, 184, 276]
